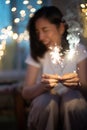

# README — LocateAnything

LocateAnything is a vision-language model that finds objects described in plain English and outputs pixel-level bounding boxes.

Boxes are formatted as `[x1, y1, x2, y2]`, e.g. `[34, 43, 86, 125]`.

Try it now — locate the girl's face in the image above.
[35, 17, 65, 48]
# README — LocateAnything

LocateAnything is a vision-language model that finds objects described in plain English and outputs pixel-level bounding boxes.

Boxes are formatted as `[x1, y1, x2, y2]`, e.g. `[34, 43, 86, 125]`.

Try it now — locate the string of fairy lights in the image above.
[80, 0, 87, 38]
[0, 0, 43, 60]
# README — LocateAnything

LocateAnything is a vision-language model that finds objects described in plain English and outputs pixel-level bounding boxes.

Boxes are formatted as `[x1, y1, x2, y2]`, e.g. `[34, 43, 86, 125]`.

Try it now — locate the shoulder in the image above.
[25, 51, 50, 67]
[76, 43, 87, 62]
[76, 43, 87, 55]
[77, 43, 87, 51]
[25, 54, 41, 68]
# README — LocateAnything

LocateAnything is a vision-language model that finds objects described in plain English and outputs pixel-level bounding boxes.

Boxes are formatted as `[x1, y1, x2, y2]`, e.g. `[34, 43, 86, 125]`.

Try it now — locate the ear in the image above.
[59, 23, 65, 35]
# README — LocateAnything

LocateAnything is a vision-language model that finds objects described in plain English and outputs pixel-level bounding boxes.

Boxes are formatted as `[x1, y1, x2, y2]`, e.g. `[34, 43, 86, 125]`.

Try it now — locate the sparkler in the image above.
[63, 10, 82, 49]
[49, 10, 83, 67]
[49, 44, 64, 67]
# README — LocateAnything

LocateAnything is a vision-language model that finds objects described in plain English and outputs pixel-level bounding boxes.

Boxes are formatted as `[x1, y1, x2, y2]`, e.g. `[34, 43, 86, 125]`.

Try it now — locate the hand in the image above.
[41, 73, 61, 90]
[60, 72, 79, 88]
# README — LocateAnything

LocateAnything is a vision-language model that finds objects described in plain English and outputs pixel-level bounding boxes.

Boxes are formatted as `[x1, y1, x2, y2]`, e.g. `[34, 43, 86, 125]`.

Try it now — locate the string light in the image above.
[14, 18, 20, 23]
[29, 13, 34, 18]
[80, 0, 87, 38]
[20, 10, 26, 17]
[5, 0, 10, 4]
[0, 0, 43, 60]
[37, 0, 43, 4]
[23, 0, 29, 5]
[30, 8, 36, 13]
[12, 33, 18, 40]
[11, 7, 17, 12]
[0, 40, 6, 59]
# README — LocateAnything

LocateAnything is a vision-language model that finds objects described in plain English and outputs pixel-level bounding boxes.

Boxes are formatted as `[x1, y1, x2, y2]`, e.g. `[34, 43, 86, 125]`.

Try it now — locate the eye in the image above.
[43, 27, 49, 31]
[43, 28, 50, 32]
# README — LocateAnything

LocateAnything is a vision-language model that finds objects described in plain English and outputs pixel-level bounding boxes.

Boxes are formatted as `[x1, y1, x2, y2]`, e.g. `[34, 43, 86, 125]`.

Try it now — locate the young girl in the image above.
[22, 6, 87, 130]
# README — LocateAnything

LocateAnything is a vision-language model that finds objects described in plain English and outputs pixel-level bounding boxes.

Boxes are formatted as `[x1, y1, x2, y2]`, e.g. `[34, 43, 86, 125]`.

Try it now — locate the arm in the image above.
[59, 72, 79, 88]
[59, 58, 87, 90]
[77, 58, 87, 89]
[22, 64, 46, 100]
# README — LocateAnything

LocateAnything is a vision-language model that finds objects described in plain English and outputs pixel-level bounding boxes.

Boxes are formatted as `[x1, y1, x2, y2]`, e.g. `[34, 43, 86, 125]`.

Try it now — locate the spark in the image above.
[49, 45, 64, 67]
[67, 49, 75, 60]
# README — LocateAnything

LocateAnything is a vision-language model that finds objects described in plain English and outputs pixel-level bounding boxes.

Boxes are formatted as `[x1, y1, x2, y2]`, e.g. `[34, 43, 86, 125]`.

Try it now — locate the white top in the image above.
[25, 44, 87, 95]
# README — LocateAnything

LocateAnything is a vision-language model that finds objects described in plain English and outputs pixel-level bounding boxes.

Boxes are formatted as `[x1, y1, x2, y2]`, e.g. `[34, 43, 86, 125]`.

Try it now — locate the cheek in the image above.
[50, 32, 59, 41]
[49, 31, 57, 38]
[47, 30, 60, 43]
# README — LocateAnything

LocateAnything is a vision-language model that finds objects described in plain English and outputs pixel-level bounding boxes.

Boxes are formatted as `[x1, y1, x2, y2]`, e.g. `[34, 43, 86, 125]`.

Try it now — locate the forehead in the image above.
[35, 17, 52, 28]
[35, 18, 56, 30]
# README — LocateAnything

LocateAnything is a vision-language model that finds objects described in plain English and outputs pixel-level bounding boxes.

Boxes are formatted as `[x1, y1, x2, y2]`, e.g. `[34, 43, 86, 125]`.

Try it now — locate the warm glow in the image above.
[5, 0, 10, 4]
[30, 8, 36, 13]
[7, 26, 12, 30]
[80, 2, 87, 38]
[20, 10, 26, 17]
[11, 7, 17, 12]
[27, 5, 32, 9]
[29, 13, 34, 18]
[37, 0, 43, 5]
[80, 4, 85, 8]
[13, 33, 18, 40]
[0, 0, 42, 60]
[14, 18, 20, 23]
[23, 0, 29, 5]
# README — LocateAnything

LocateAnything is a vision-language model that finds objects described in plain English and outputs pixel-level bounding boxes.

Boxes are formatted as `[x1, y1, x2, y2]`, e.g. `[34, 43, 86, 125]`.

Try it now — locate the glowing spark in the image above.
[49, 45, 64, 67]
[67, 49, 75, 60]
[63, 10, 83, 60]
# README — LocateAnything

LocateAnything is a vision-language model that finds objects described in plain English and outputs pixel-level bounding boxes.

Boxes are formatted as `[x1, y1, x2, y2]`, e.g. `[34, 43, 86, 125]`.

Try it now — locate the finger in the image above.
[42, 74, 60, 80]
[62, 73, 78, 80]
[63, 82, 79, 87]
[45, 82, 58, 88]
[61, 77, 79, 83]
[41, 79, 58, 84]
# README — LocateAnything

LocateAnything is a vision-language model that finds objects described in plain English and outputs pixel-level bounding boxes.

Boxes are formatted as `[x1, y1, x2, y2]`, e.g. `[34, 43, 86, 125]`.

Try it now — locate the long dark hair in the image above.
[27, 6, 69, 62]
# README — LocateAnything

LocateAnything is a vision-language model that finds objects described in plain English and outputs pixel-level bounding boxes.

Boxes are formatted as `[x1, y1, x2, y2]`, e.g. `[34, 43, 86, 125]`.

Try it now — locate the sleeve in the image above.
[25, 54, 41, 68]
[77, 44, 87, 63]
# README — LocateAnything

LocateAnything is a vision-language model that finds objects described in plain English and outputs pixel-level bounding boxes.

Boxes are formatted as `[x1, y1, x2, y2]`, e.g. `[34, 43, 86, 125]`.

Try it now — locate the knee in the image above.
[46, 99, 59, 115]
[32, 93, 59, 116]
[61, 98, 87, 115]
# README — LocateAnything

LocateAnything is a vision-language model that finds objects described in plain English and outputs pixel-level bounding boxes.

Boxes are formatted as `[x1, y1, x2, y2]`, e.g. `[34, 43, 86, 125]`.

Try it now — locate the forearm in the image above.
[22, 83, 48, 101]
[77, 58, 87, 91]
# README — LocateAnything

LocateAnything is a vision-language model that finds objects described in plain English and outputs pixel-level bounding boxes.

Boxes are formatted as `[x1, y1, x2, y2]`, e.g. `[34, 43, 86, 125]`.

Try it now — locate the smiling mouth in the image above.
[44, 41, 55, 48]
[43, 42, 50, 47]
